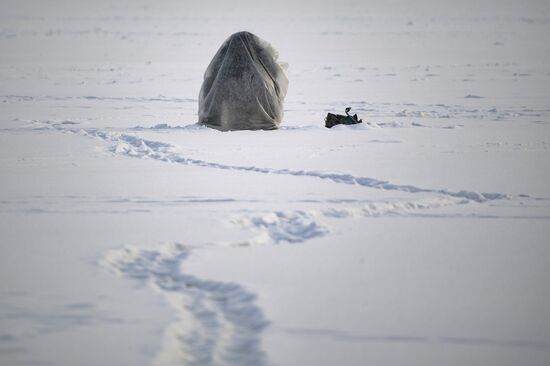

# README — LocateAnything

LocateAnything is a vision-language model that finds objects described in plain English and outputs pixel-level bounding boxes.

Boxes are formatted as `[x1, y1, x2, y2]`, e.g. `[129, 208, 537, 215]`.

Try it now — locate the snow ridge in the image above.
[102, 243, 268, 366]
[233, 211, 329, 245]
[78, 128, 509, 203]
[322, 196, 466, 218]
[231, 197, 465, 245]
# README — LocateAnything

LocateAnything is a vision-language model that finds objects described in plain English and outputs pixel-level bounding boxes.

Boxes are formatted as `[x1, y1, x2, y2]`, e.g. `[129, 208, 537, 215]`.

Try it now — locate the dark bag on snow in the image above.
[325, 107, 363, 128]
[198, 31, 289, 131]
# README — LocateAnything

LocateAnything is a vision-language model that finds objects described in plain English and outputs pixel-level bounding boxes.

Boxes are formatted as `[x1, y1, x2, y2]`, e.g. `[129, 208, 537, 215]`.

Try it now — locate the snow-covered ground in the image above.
[1, 0, 550, 365]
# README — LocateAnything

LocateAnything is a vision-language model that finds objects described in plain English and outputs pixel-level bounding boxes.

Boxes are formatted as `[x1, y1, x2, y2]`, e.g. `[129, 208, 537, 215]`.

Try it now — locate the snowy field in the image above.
[1, 0, 550, 365]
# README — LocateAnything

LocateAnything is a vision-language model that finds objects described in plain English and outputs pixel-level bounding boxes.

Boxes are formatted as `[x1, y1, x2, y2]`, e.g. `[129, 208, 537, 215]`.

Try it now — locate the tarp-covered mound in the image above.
[198, 31, 288, 131]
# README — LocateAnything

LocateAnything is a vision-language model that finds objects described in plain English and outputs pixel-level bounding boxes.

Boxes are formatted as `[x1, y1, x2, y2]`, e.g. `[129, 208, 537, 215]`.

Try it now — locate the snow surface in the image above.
[1, 0, 550, 365]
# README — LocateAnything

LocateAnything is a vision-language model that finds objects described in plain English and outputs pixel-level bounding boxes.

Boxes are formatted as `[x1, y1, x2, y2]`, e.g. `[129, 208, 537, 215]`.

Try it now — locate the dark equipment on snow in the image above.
[325, 107, 363, 128]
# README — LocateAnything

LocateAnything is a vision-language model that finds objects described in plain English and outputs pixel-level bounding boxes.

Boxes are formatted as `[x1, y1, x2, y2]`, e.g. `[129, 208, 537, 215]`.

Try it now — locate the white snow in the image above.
[1, 0, 550, 365]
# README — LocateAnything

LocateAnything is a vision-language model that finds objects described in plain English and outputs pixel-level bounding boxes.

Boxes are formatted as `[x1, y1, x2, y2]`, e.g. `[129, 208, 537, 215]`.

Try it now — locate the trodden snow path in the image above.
[103, 243, 269, 366]
[63, 125, 510, 203]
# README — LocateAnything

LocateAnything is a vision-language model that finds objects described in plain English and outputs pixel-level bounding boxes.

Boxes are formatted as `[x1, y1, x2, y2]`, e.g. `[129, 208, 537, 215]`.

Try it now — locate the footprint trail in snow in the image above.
[103, 243, 268, 366]
[71, 127, 510, 203]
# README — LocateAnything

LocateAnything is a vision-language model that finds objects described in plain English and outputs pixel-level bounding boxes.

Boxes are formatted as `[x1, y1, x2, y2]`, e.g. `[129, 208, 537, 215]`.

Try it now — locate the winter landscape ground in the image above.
[1, 0, 550, 365]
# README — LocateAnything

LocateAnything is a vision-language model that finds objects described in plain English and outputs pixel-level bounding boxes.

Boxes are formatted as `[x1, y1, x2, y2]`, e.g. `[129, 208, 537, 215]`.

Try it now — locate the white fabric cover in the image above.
[198, 31, 288, 131]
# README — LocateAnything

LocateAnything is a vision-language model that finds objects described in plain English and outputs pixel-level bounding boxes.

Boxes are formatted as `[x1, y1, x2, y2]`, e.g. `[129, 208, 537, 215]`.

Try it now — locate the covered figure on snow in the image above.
[198, 31, 288, 131]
